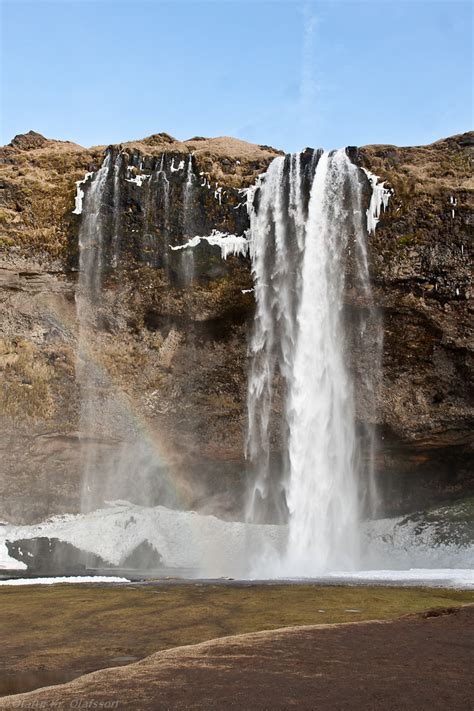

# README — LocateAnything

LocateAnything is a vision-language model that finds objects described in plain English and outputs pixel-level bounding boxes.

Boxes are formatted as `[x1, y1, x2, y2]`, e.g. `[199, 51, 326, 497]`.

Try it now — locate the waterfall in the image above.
[76, 153, 111, 316]
[246, 148, 382, 575]
[158, 155, 171, 273]
[75, 152, 177, 518]
[183, 154, 194, 224]
[111, 152, 122, 267]
[158, 154, 171, 234]
[246, 155, 302, 524]
[75, 151, 112, 512]
[181, 154, 195, 285]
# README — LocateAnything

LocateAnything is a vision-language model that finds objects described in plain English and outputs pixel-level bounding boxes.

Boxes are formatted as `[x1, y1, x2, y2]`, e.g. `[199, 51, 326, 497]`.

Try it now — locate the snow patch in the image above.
[323, 568, 474, 589]
[126, 173, 150, 187]
[0, 576, 130, 586]
[1, 502, 471, 583]
[170, 158, 185, 173]
[0, 502, 284, 579]
[170, 230, 249, 260]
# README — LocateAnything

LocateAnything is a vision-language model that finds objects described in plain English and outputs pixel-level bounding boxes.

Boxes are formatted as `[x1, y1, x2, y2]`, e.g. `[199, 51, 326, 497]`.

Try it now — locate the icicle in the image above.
[362, 168, 392, 234]
[72, 172, 94, 214]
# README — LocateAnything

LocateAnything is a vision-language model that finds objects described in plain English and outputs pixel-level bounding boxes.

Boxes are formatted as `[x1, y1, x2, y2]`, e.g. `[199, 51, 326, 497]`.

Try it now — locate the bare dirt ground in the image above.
[1, 603, 473, 710]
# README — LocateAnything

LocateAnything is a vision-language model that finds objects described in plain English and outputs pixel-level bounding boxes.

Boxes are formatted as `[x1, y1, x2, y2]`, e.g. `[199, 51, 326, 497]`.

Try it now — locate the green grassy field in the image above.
[2, 582, 473, 676]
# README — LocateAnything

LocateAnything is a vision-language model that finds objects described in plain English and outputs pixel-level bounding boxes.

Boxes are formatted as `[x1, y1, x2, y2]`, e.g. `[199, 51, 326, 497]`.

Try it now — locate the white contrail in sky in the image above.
[299, 3, 320, 142]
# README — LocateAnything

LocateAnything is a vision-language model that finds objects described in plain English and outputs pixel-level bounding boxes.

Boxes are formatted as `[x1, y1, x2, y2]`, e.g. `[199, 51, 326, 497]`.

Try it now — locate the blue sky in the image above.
[1, 0, 472, 152]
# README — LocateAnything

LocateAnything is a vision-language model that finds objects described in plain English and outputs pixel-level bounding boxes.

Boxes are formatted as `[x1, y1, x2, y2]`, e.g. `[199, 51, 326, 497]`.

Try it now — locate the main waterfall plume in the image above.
[246, 148, 382, 574]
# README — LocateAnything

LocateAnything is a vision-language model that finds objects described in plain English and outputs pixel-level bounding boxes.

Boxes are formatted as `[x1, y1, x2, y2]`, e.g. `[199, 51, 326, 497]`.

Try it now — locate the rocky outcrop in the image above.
[0, 130, 472, 523]
[358, 136, 473, 512]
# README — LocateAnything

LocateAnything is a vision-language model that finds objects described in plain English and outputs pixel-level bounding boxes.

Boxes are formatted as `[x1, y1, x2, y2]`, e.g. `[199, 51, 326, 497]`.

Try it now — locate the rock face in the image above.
[358, 136, 473, 513]
[0, 130, 472, 523]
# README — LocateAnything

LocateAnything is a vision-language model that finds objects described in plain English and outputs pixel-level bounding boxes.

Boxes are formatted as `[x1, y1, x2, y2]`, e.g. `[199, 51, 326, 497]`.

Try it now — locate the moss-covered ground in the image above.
[2, 581, 472, 675]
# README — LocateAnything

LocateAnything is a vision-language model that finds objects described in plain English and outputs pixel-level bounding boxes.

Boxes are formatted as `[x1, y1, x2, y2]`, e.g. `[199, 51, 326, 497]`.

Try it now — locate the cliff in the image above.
[0, 129, 472, 523]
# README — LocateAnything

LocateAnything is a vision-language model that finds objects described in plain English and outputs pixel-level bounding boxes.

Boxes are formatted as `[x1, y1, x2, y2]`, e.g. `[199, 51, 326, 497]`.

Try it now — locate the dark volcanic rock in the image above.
[9, 131, 49, 151]
[5, 536, 164, 574]
[5, 538, 104, 574]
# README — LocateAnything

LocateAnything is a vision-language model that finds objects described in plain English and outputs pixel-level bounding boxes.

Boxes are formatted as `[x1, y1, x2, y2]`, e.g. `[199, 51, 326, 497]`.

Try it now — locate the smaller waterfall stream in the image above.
[75, 152, 178, 518]
[181, 154, 196, 285]
[76, 153, 111, 319]
[111, 153, 122, 267]
[75, 152, 112, 512]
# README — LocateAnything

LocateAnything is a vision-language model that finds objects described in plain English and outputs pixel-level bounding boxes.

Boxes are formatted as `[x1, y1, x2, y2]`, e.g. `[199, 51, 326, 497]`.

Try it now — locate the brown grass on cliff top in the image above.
[2, 130, 282, 162]
[360, 130, 474, 193]
[119, 134, 283, 164]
